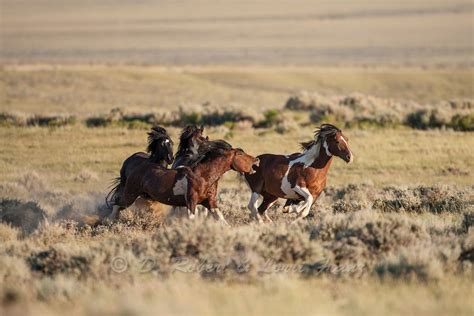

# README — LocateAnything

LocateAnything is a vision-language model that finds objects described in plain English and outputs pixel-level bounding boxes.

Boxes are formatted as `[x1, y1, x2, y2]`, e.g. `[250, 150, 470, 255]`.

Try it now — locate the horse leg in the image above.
[257, 194, 278, 224]
[109, 205, 121, 220]
[204, 192, 230, 227]
[185, 186, 199, 220]
[111, 184, 140, 220]
[292, 186, 314, 223]
[247, 192, 262, 222]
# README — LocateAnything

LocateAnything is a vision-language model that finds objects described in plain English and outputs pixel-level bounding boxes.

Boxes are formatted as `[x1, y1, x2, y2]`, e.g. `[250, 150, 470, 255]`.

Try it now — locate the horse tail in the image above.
[105, 177, 122, 209]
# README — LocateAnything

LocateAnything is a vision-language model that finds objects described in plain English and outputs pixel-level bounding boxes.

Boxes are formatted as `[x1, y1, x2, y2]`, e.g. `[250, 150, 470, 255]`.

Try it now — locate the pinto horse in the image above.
[245, 124, 353, 223]
[115, 140, 259, 225]
[106, 126, 174, 210]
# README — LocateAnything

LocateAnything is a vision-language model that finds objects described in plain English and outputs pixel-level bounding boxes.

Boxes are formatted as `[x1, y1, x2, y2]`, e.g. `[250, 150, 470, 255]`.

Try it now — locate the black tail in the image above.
[105, 177, 122, 209]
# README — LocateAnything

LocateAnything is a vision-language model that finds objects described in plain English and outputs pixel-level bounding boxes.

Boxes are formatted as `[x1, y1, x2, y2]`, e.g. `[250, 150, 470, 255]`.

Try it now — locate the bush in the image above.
[450, 114, 474, 131]
[254, 109, 282, 128]
[27, 115, 77, 127]
[27, 248, 90, 278]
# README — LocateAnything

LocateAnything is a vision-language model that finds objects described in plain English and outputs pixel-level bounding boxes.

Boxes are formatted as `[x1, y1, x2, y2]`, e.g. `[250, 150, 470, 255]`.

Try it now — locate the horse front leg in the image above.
[185, 177, 205, 220]
[247, 192, 263, 223]
[206, 188, 230, 227]
[292, 186, 314, 223]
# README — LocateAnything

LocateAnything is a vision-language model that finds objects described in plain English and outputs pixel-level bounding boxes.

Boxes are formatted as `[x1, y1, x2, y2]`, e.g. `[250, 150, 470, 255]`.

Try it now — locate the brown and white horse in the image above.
[115, 140, 259, 225]
[244, 124, 353, 223]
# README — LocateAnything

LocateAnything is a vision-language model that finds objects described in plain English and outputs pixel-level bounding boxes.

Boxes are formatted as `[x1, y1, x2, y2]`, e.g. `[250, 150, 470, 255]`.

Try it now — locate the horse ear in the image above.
[200, 125, 204, 132]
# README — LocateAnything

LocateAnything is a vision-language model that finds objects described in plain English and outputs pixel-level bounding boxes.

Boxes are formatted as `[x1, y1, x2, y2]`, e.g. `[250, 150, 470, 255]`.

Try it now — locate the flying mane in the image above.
[184, 140, 233, 167]
[147, 125, 171, 163]
[300, 124, 341, 151]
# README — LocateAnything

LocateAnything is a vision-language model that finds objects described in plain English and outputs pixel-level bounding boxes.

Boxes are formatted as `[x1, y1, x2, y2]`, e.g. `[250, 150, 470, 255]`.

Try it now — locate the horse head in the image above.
[147, 126, 174, 166]
[317, 124, 353, 163]
[231, 148, 260, 174]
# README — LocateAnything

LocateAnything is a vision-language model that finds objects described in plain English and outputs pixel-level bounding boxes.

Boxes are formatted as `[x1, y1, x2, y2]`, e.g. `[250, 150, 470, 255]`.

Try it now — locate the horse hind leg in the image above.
[257, 194, 278, 224]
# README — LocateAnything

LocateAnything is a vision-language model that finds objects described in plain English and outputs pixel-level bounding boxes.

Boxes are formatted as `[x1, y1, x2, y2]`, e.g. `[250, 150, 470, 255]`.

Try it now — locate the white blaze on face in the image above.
[172, 177, 188, 196]
[339, 135, 353, 163]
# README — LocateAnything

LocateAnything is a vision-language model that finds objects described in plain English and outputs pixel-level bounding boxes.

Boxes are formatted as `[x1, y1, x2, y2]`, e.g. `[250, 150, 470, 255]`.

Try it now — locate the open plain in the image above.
[1, 0, 473, 315]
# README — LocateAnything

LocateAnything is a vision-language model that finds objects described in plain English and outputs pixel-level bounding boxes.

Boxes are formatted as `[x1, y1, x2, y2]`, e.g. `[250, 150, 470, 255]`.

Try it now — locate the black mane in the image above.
[147, 125, 172, 163]
[172, 125, 205, 168]
[181, 140, 232, 167]
[300, 124, 341, 150]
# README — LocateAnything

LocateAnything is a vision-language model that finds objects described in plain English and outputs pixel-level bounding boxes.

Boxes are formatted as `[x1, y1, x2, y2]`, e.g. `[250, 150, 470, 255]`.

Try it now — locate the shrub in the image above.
[450, 113, 474, 131]
[254, 109, 282, 128]
[0, 199, 48, 235]
[27, 115, 77, 127]
[27, 248, 90, 278]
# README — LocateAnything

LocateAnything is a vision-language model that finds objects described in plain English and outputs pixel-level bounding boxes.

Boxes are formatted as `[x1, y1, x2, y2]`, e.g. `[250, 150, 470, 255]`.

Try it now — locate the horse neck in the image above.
[296, 140, 332, 170]
[149, 154, 167, 167]
[310, 140, 333, 170]
[193, 154, 232, 184]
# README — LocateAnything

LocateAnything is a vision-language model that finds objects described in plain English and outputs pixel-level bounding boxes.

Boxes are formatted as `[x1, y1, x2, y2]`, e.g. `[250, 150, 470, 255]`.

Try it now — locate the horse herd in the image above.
[106, 124, 353, 225]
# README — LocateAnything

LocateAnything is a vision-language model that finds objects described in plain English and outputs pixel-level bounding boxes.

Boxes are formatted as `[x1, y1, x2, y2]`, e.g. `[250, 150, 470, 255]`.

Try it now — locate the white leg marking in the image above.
[292, 186, 313, 222]
[248, 192, 261, 220]
[187, 208, 195, 219]
[262, 201, 277, 223]
[211, 208, 230, 227]
[200, 207, 209, 218]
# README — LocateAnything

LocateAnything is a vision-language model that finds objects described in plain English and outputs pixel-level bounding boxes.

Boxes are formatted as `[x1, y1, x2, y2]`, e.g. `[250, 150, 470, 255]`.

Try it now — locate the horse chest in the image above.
[280, 164, 325, 199]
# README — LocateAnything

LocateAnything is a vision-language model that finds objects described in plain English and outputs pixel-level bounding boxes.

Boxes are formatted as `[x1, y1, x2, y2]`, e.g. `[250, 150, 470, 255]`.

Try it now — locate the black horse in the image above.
[106, 125, 174, 209]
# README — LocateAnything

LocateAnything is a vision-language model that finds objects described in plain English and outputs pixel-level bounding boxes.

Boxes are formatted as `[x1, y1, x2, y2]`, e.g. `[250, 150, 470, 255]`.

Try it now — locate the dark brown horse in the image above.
[114, 140, 259, 225]
[105, 126, 174, 210]
[244, 124, 353, 223]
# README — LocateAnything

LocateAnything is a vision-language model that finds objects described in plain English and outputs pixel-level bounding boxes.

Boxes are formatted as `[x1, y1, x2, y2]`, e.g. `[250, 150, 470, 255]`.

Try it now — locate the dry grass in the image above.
[0, 127, 472, 193]
[1, 65, 473, 115]
[0, 124, 472, 315]
[0, 187, 472, 315]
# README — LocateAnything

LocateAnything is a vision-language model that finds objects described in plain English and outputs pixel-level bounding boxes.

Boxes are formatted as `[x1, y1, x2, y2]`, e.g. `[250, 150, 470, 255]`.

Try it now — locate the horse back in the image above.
[121, 152, 150, 179]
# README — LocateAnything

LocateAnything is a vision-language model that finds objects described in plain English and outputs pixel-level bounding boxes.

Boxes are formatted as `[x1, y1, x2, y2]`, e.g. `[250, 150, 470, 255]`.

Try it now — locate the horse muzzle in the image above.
[345, 154, 353, 164]
[249, 158, 260, 174]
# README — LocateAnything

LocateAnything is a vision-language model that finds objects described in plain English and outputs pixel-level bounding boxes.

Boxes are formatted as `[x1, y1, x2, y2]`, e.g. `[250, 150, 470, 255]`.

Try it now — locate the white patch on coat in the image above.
[172, 177, 188, 196]
[280, 141, 321, 199]
[323, 140, 332, 156]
